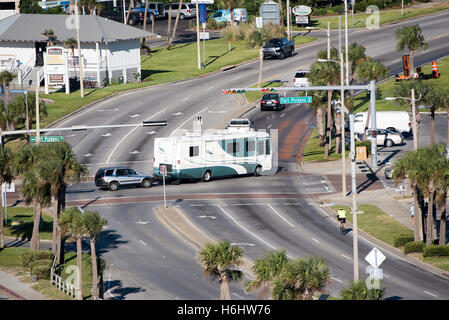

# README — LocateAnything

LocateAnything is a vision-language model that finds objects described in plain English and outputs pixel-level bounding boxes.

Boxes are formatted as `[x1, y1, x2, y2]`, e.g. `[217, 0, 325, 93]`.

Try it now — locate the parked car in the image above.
[164, 3, 196, 19]
[208, 8, 248, 24]
[95, 167, 153, 191]
[260, 93, 283, 111]
[368, 128, 404, 147]
[353, 111, 411, 135]
[294, 70, 309, 87]
[135, 2, 163, 19]
[263, 38, 294, 60]
[99, 7, 144, 25]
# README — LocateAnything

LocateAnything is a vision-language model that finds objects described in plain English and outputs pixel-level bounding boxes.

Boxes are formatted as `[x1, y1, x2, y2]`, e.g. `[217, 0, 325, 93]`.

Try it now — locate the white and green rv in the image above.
[153, 128, 272, 182]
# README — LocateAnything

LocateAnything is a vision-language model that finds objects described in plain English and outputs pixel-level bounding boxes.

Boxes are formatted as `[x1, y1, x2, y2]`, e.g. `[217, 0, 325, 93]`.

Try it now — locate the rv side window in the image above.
[226, 141, 239, 154]
[258, 140, 265, 155]
[266, 140, 271, 155]
[189, 146, 199, 157]
[246, 140, 256, 153]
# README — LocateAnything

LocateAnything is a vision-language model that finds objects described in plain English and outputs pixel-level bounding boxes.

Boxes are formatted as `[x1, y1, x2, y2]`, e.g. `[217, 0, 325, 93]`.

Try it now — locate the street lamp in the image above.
[306, 24, 331, 59]
[385, 89, 421, 151]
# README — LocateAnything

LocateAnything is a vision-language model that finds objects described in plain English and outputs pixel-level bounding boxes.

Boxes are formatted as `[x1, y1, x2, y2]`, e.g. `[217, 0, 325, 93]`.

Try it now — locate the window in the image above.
[266, 140, 271, 155]
[226, 141, 239, 154]
[116, 169, 126, 176]
[127, 169, 137, 175]
[189, 146, 199, 157]
[246, 140, 256, 153]
[105, 170, 114, 176]
[258, 141, 265, 155]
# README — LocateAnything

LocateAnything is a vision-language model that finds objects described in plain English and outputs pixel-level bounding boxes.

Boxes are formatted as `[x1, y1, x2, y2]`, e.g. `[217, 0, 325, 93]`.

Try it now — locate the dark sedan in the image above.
[260, 93, 284, 111]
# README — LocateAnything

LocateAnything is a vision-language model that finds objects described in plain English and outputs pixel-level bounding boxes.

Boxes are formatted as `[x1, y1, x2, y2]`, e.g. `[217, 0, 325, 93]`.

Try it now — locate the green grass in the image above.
[295, 3, 449, 31]
[354, 52, 449, 113]
[0, 247, 96, 300]
[302, 126, 349, 163]
[2, 207, 53, 241]
[331, 204, 413, 247]
[5, 35, 316, 151]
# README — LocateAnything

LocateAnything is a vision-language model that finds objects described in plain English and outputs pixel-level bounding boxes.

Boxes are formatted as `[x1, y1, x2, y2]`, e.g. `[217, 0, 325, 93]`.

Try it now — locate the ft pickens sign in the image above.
[30, 136, 65, 143]
[292, 5, 312, 16]
[280, 96, 312, 104]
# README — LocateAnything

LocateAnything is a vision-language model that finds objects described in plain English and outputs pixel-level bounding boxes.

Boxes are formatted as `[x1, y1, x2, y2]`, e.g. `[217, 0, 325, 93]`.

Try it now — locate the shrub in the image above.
[29, 259, 53, 280]
[404, 241, 425, 254]
[393, 234, 414, 247]
[22, 250, 54, 268]
[423, 245, 449, 258]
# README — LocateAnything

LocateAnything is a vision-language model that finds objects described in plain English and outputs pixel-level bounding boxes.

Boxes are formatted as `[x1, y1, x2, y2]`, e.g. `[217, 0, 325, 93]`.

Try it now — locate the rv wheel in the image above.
[202, 171, 211, 182]
[254, 165, 262, 176]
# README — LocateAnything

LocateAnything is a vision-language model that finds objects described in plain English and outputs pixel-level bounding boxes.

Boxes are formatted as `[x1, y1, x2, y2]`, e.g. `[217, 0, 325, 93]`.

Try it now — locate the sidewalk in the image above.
[0, 269, 48, 300]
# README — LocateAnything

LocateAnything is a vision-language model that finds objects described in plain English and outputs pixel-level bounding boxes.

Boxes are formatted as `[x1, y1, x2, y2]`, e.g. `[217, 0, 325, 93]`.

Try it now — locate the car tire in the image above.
[141, 178, 152, 188]
[385, 139, 394, 147]
[180, 13, 185, 20]
[202, 170, 211, 182]
[280, 51, 285, 60]
[129, 18, 136, 25]
[254, 165, 262, 176]
[108, 181, 119, 191]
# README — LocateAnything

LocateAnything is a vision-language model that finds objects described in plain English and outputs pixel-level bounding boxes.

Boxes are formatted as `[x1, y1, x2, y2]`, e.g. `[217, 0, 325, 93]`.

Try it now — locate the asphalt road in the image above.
[45, 10, 449, 299]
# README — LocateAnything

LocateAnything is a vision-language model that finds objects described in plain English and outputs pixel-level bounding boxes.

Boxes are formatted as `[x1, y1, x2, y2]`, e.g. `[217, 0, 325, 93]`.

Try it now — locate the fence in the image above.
[50, 257, 79, 299]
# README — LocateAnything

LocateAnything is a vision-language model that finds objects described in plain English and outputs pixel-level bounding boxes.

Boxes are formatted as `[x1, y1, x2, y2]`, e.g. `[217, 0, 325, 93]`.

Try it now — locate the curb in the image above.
[0, 283, 26, 300]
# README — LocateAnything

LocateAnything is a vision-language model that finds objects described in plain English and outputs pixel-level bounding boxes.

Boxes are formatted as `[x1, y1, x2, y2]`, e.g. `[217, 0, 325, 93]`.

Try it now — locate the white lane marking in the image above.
[170, 107, 208, 137]
[106, 269, 116, 298]
[311, 237, 320, 243]
[139, 240, 147, 246]
[102, 133, 112, 137]
[341, 254, 351, 260]
[146, 131, 157, 135]
[106, 108, 166, 164]
[267, 204, 295, 228]
[172, 112, 183, 116]
[232, 203, 266, 206]
[65, 134, 76, 137]
[208, 86, 214, 90]
[331, 277, 343, 283]
[208, 110, 227, 114]
[230, 242, 256, 247]
[129, 114, 139, 118]
[189, 204, 205, 207]
[197, 215, 216, 220]
[130, 150, 140, 154]
[232, 293, 244, 299]
[83, 153, 94, 157]
[424, 291, 438, 298]
[280, 113, 286, 118]
[97, 108, 119, 112]
[217, 205, 279, 252]
[134, 220, 150, 225]
[267, 124, 272, 129]
[182, 97, 189, 102]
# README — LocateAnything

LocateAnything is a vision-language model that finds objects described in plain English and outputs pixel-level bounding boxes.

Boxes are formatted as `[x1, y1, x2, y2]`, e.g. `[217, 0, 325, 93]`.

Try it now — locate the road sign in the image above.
[191, 0, 214, 3]
[199, 32, 210, 40]
[256, 17, 263, 29]
[280, 96, 312, 104]
[160, 165, 167, 176]
[365, 247, 386, 268]
[30, 136, 64, 143]
[1, 183, 14, 193]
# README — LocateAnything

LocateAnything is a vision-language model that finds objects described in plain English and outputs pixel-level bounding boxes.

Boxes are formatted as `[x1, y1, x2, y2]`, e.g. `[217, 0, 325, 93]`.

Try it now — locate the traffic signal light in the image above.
[260, 88, 275, 93]
[222, 88, 246, 94]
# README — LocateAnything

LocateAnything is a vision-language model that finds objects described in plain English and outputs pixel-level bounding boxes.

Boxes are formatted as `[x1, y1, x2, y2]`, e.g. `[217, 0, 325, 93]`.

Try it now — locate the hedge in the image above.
[423, 245, 449, 258]
[404, 241, 425, 254]
[393, 234, 414, 247]
[29, 259, 53, 280]
[22, 250, 54, 268]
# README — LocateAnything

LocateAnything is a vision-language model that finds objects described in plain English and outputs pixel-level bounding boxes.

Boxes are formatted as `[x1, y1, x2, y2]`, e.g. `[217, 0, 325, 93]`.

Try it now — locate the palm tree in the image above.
[396, 25, 427, 79]
[82, 210, 107, 299]
[393, 150, 424, 241]
[41, 29, 57, 46]
[0, 146, 14, 249]
[142, 0, 150, 40]
[59, 207, 85, 300]
[308, 90, 327, 147]
[65, 38, 78, 81]
[355, 57, 389, 140]
[0, 70, 15, 130]
[272, 256, 330, 300]
[245, 249, 288, 299]
[343, 43, 368, 86]
[166, 0, 183, 50]
[340, 280, 384, 300]
[198, 240, 244, 300]
[125, 0, 135, 24]
[309, 59, 340, 158]
[166, 0, 173, 47]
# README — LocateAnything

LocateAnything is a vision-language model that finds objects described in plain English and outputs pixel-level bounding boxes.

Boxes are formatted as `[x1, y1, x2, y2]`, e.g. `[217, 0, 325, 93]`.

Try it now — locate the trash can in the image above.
[356, 146, 367, 161]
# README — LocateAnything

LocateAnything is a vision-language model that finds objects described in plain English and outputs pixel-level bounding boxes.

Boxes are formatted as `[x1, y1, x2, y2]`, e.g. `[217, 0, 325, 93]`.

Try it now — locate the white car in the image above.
[370, 129, 403, 147]
[294, 70, 309, 87]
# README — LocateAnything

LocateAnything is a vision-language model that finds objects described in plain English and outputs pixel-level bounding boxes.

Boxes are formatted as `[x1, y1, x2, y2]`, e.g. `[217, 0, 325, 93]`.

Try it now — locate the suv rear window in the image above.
[295, 72, 307, 78]
[188, 4, 195, 8]
[263, 94, 279, 100]
[105, 169, 114, 176]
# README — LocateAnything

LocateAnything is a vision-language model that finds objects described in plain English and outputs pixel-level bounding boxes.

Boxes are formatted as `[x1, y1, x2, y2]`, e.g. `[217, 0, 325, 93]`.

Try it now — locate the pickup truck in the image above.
[263, 38, 294, 60]
[134, 4, 161, 20]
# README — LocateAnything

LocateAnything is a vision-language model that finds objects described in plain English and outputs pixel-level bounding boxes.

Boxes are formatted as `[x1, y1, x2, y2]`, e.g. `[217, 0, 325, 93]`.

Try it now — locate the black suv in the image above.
[99, 7, 144, 25]
[260, 93, 284, 111]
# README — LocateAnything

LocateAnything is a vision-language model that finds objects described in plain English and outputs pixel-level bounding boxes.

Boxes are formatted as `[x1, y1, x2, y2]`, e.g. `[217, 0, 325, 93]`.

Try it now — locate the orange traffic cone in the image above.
[432, 61, 440, 78]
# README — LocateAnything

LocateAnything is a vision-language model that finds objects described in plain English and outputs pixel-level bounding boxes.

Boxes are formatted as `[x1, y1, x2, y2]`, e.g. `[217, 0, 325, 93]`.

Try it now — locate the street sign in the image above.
[1, 183, 14, 193]
[199, 32, 210, 40]
[365, 247, 386, 268]
[160, 165, 167, 176]
[280, 96, 312, 104]
[30, 136, 64, 143]
[191, 0, 214, 4]
[256, 17, 263, 29]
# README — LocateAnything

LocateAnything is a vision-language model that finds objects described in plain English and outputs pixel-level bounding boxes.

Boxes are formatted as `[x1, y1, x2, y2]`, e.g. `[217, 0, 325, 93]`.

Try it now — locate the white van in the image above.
[353, 111, 411, 135]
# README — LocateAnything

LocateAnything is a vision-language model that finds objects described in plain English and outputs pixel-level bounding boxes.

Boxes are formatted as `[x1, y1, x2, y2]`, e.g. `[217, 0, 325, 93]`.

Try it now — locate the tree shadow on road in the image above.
[104, 279, 146, 300]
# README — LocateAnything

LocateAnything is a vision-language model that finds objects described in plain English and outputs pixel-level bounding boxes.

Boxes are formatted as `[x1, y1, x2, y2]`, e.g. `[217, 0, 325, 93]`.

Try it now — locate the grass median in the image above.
[301, 126, 349, 163]
[2, 207, 53, 241]
[294, 3, 449, 31]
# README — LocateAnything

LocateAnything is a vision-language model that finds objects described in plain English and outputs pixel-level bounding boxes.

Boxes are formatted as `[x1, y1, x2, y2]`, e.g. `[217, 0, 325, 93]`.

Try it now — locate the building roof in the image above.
[0, 14, 158, 43]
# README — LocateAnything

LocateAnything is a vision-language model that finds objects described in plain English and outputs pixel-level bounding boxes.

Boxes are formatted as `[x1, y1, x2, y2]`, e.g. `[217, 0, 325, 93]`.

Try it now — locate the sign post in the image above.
[2, 183, 15, 225]
[160, 165, 167, 208]
[364, 247, 386, 289]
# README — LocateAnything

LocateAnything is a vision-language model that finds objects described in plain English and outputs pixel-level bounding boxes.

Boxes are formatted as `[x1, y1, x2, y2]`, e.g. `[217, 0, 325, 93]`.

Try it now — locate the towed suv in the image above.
[95, 167, 153, 191]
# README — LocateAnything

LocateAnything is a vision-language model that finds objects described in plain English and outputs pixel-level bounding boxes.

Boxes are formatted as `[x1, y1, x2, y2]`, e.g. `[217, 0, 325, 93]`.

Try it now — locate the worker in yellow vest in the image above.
[337, 208, 347, 232]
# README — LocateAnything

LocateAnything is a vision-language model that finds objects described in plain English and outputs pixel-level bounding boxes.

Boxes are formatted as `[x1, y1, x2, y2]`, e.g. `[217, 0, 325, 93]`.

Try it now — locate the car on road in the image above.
[263, 38, 294, 60]
[260, 93, 284, 111]
[135, 2, 164, 19]
[367, 128, 404, 147]
[95, 167, 153, 191]
[294, 70, 310, 87]
[164, 3, 196, 19]
[99, 7, 144, 25]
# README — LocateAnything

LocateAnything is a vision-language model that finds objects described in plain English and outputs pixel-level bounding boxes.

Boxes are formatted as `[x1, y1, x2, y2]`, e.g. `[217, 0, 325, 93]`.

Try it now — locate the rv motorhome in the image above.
[153, 127, 272, 182]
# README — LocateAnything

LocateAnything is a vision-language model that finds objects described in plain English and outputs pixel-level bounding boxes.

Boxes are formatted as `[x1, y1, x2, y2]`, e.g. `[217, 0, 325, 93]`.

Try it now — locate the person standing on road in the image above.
[337, 208, 347, 232]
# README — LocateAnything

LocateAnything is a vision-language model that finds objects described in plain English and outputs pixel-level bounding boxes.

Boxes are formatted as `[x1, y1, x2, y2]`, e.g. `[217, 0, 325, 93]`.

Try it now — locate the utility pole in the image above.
[327, 21, 330, 60]
[349, 113, 358, 281]
[344, 0, 349, 86]
[369, 80, 377, 168]
[287, 0, 291, 41]
[75, 0, 84, 97]
[36, 70, 40, 145]
[195, 0, 201, 70]
[339, 15, 346, 197]
[411, 88, 418, 151]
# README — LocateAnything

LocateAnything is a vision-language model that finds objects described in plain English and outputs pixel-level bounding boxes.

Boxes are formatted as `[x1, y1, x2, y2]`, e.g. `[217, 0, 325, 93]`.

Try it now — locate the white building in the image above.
[0, 0, 19, 20]
[0, 14, 157, 89]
